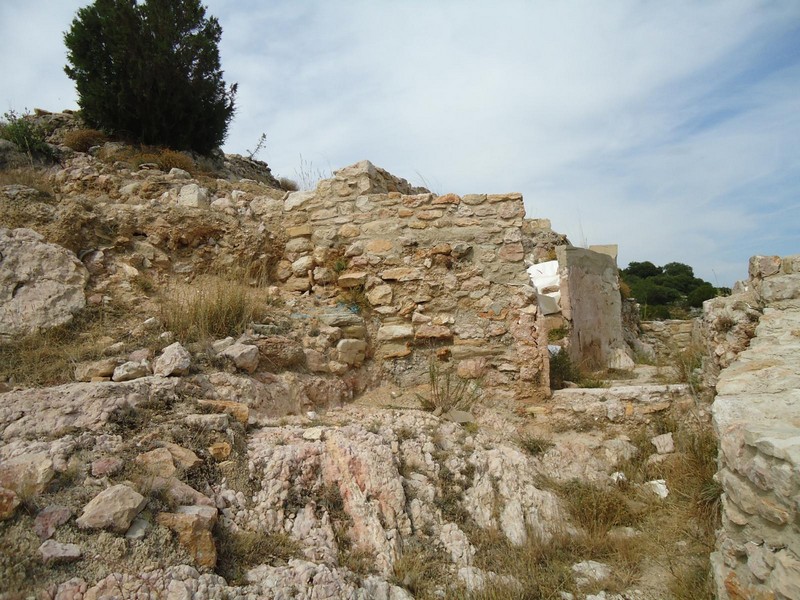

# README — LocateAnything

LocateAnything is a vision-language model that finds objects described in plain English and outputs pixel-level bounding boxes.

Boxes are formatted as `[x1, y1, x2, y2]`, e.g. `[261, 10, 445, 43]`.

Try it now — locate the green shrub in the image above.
[0, 110, 56, 161]
[549, 349, 577, 390]
[64, 0, 236, 154]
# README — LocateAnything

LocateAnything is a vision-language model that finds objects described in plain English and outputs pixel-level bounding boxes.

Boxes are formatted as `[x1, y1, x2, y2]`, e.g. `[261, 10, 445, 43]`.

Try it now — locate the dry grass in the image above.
[0, 303, 125, 387]
[158, 273, 272, 342]
[518, 433, 554, 456]
[111, 146, 197, 174]
[417, 359, 481, 413]
[0, 167, 54, 195]
[390, 542, 451, 598]
[62, 128, 107, 152]
[215, 527, 301, 584]
[459, 526, 642, 600]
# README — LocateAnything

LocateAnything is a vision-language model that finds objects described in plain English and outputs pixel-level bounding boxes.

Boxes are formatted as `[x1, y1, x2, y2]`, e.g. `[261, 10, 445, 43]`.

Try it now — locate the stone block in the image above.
[336, 339, 367, 366]
[377, 325, 414, 341]
[177, 184, 209, 208]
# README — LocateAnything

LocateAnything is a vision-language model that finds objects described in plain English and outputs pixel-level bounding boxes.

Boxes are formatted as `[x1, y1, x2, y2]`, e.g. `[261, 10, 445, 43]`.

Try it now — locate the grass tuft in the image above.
[215, 527, 301, 584]
[159, 273, 270, 342]
[62, 128, 108, 152]
[417, 359, 481, 413]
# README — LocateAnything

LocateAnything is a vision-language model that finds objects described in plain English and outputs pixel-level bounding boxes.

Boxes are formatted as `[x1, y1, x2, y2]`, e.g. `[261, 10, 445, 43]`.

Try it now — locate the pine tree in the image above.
[64, 0, 236, 154]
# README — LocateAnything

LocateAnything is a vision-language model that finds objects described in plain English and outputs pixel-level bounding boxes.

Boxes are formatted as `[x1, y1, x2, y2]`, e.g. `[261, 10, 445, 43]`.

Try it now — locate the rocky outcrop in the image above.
[0, 227, 89, 336]
[711, 255, 800, 600]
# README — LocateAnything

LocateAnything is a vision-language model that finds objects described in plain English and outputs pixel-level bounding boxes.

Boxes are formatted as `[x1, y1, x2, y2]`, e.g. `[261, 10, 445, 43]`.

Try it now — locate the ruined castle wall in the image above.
[274, 161, 551, 401]
[557, 246, 634, 371]
[710, 254, 800, 600]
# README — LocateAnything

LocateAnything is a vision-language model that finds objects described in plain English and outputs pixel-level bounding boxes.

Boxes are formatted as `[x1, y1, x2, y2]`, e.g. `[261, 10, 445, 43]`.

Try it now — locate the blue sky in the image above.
[1, 1, 798, 286]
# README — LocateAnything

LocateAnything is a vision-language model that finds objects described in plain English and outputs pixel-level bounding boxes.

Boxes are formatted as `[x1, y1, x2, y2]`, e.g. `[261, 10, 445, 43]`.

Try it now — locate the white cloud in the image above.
[2, 0, 798, 286]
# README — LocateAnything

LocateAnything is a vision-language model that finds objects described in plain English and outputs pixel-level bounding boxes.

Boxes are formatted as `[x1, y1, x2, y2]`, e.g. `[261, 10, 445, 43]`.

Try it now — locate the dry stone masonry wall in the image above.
[274, 161, 562, 401]
[711, 254, 800, 600]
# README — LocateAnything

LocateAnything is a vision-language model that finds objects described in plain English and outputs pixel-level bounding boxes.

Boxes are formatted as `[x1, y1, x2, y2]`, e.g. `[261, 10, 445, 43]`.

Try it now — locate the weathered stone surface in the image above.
[380, 267, 423, 281]
[208, 441, 231, 461]
[255, 336, 306, 370]
[33, 505, 73, 541]
[415, 324, 453, 340]
[112, 360, 151, 382]
[0, 452, 54, 498]
[558, 246, 634, 371]
[39, 539, 82, 563]
[220, 342, 260, 373]
[291, 255, 315, 277]
[197, 399, 249, 424]
[457, 358, 488, 380]
[377, 325, 414, 341]
[367, 284, 393, 306]
[177, 183, 209, 208]
[76, 485, 147, 532]
[337, 271, 368, 288]
[161, 442, 202, 470]
[156, 507, 218, 568]
[75, 358, 119, 382]
[0, 487, 19, 520]
[153, 342, 191, 377]
[650, 432, 674, 454]
[572, 560, 611, 587]
[0, 228, 89, 336]
[336, 339, 367, 366]
[91, 457, 124, 477]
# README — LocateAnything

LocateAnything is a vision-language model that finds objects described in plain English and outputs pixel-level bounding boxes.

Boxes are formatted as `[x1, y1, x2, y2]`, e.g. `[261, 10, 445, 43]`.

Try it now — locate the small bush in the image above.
[549, 349, 577, 390]
[0, 110, 56, 161]
[519, 434, 554, 456]
[156, 149, 196, 173]
[0, 303, 122, 387]
[62, 128, 108, 152]
[547, 325, 569, 342]
[560, 480, 635, 535]
[390, 543, 450, 597]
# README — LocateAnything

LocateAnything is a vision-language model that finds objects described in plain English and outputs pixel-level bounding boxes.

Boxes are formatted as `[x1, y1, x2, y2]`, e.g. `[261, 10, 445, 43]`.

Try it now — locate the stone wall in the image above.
[273, 161, 559, 401]
[557, 246, 634, 371]
[710, 254, 800, 600]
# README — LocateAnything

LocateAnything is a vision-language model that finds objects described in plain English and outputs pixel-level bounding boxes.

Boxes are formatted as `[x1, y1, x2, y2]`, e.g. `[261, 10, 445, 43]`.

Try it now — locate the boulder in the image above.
[0, 228, 89, 336]
[153, 342, 191, 377]
[220, 342, 260, 373]
[39, 540, 82, 563]
[0, 452, 54, 498]
[336, 339, 367, 366]
[34, 505, 72, 541]
[255, 336, 306, 370]
[156, 506, 218, 568]
[112, 360, 151, 382]
[75, 358, 120, 382]
[76, 484, 147, 532]
[177, 184, 209, 208]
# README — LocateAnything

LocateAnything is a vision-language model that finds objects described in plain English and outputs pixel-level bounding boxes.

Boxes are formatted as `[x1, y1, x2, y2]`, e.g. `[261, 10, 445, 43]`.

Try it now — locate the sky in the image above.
[1, 1, 798, 287]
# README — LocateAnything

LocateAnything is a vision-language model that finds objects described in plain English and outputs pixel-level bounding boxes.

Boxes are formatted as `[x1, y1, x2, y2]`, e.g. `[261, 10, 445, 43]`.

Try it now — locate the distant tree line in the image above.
[620, 261, 730, 319]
